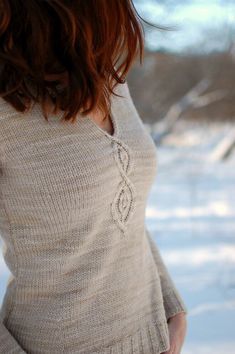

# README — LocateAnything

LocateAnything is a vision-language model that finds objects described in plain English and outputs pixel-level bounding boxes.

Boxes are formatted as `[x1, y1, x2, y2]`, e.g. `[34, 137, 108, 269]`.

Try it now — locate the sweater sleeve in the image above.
[0, 159, 26, 352]
[145, 226, 188, 322]
[0, 320, 26, 353]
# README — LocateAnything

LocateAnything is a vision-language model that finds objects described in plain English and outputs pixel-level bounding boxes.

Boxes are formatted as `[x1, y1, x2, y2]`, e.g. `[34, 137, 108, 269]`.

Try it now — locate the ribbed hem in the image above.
[163, 289, 188, 322]
[2, 315, 171, 354]
[96, 319, 170, 354]
[0, 322, 26, 354]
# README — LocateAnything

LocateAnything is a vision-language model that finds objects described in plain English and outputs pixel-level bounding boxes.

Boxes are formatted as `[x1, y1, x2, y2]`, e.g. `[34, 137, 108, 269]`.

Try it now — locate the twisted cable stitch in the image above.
[111, 140, 136, 237]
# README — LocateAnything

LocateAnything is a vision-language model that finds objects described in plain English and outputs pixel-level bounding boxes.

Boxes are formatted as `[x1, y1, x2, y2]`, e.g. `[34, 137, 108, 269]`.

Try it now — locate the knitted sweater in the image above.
[0, 81, 187, 354]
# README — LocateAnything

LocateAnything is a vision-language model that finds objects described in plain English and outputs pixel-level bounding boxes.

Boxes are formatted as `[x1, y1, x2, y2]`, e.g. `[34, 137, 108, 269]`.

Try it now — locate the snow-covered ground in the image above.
[145, 120, 235, 353]
[0, 120, 234, 353]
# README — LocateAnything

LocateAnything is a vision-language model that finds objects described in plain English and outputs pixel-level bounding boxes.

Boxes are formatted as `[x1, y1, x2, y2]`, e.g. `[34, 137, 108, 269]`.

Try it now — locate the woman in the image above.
[0, 1, 187, 353]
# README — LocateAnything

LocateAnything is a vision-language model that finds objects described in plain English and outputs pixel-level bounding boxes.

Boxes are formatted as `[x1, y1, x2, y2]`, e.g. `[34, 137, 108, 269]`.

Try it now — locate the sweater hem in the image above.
[80, 317, 170, 354]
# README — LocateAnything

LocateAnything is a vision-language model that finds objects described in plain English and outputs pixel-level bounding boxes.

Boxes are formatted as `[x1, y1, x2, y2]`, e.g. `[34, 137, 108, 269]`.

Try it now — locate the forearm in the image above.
[145, 226, 188, 321]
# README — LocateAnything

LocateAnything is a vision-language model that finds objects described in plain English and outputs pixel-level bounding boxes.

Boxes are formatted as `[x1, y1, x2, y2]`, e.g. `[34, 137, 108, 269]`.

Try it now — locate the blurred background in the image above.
[127, 0, 235, 353]
[1, 1, 235, 353]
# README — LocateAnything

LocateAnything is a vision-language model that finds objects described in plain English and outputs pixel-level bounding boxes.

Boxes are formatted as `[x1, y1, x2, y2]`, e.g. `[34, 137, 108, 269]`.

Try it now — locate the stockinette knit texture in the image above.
[0, 81, 187, 353]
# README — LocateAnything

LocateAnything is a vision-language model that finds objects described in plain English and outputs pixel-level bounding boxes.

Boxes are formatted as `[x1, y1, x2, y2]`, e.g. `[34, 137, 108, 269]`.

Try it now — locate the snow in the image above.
[146, 120, 235, 353]
[0, 119, 234, 353]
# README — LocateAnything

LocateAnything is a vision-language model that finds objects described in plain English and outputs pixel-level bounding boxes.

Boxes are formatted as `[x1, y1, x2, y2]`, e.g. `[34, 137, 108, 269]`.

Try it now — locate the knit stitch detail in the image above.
[88, 317, 170, 354]
[110, 140, 136, 237]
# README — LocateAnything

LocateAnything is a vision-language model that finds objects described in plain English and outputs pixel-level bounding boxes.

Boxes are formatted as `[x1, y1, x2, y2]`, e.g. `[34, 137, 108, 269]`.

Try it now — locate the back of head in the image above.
[0, 0, 144, 123]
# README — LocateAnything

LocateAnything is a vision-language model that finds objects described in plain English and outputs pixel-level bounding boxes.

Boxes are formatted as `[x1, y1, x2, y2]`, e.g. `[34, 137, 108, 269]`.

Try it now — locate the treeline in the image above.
[127, 50, 235, 124]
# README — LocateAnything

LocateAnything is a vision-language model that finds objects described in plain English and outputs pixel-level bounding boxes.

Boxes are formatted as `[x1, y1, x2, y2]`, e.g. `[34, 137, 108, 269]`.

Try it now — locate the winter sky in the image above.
[134, 0, 235, 53]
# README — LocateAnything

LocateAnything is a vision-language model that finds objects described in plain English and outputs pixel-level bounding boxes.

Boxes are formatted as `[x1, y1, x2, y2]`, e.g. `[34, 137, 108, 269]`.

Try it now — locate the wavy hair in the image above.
[0, 0, 148, 123]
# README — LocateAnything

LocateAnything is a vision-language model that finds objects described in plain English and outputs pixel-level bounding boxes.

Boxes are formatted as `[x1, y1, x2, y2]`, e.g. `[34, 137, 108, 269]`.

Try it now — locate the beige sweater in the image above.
[0, 81, 187, 353]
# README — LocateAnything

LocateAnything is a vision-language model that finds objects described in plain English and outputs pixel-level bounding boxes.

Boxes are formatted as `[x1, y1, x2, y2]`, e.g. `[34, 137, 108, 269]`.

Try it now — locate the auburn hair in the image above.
[0, 0, 146, 124]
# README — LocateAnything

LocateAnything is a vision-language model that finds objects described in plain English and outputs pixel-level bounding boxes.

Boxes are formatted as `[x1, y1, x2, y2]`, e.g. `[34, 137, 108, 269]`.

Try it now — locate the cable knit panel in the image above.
[111, 140, 136, 237]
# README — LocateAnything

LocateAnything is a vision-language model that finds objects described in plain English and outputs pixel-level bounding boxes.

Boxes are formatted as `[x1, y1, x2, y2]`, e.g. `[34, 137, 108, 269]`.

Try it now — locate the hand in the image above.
[162, 312, 187, 354]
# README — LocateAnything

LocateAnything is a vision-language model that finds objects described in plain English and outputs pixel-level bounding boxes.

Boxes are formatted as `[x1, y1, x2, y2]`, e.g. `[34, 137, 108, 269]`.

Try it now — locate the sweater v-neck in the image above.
[86, 107, 118, 141]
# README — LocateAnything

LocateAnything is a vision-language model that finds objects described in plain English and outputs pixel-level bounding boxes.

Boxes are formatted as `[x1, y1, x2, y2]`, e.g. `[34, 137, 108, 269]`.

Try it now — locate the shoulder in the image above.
[0, 96, 26, 153]
[0, 96, 20, 123]
[112, 81, 137, 111]
[114, 80, 131, 97]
